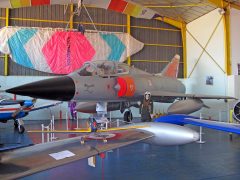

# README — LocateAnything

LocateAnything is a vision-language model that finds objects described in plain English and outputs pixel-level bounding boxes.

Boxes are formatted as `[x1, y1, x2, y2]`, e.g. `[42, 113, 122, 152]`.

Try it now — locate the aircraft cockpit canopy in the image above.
[77, 61, 129, 76]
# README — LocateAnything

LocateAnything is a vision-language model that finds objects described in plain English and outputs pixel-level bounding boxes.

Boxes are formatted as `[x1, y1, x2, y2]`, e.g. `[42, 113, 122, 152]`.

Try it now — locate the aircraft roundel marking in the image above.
[117, 76, 136, 97]
[87, 133, 115, 140]
[86, 133, 122, 140]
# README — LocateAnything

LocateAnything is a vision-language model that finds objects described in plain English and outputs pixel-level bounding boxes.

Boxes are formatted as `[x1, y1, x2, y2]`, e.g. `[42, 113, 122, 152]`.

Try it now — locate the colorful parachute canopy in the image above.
[0, 26, 144, 74]
[0, 0, 161, 19]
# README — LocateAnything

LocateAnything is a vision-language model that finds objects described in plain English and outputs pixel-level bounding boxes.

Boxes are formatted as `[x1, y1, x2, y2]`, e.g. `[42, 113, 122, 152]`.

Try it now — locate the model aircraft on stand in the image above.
[3, 110, 240, 179]
[0, 94, 61, 133]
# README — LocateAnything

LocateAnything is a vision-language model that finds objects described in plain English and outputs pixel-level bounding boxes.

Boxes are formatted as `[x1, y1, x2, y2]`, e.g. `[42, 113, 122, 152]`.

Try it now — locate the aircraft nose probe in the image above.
[6, 76, 75, 101]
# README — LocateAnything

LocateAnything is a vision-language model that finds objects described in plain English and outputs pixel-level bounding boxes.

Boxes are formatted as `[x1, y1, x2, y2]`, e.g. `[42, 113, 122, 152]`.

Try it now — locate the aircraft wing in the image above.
[26, 101, 62, 112]
[183, 118, 240, 134]
[155, 115, 240, 134]
[0, 129, 153, 179]
[148, 91, 235, 100]
[0, 99, 25, 106]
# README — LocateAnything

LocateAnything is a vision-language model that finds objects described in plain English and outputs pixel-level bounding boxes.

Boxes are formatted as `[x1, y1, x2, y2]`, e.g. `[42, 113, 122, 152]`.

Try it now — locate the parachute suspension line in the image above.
[77, 0, 83, 16]
[64, 4, 69, 16]
[82, 3, 98, 31]
[65, 0, 82, 29]
[75, 0, 85, 33]
[64, 0, 74, 15]
[65, 0, 98, 32]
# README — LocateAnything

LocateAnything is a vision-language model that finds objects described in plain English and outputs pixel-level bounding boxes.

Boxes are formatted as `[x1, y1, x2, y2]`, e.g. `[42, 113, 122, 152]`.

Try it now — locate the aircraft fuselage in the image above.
[69, 73, 185, 102]
[0, 104, 27, 122]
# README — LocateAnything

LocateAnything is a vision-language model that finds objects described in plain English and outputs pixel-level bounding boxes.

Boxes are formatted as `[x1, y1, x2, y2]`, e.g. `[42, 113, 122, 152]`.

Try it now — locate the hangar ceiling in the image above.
[130, 0, 240, 23]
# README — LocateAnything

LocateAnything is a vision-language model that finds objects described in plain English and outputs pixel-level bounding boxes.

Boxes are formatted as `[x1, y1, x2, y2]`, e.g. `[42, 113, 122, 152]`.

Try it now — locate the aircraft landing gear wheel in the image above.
[124, 111, 133, 122]
[18, 125, 25, 134]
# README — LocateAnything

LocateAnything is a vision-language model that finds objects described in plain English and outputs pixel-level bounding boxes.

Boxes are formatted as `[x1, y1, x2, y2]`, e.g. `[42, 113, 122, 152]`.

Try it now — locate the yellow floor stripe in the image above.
[97, 125, 149, 132]
[28, 129, 91, 133]
[28, 125, 149, 133]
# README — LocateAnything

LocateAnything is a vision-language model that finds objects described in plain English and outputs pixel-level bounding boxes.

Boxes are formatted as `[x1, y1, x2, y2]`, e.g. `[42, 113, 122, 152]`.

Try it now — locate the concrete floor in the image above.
[10, 120, 240, 180]
[0, 126, 33, 151]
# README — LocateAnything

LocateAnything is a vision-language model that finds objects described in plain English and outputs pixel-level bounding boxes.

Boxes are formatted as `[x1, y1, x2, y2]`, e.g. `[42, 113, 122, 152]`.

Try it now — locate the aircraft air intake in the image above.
[6, 76, 75, 101]
[233, 101, 240, 122]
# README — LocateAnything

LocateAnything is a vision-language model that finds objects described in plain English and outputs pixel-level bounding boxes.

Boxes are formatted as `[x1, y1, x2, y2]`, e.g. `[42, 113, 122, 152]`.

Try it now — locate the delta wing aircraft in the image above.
[0, 120, 200, 179]
[3, 113, 240, 179]
[2, 55, 239, 178]
[6, 55, 235, 121]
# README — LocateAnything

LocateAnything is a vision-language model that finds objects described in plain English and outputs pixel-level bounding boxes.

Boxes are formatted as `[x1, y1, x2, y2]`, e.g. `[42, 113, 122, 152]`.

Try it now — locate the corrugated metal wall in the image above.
[73, 7, 127, 32]
[0, 5, 183, 77]
[131, 18, 183, 77]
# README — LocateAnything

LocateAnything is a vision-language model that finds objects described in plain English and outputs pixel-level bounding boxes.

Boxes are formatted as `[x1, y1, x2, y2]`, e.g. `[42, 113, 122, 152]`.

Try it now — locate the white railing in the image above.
[41, 115, 57, 143]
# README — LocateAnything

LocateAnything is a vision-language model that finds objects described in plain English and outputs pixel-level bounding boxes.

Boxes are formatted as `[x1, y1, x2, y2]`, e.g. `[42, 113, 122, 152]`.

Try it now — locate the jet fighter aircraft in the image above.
[0, 94, 61, 133]
[6, 55, 235, 120]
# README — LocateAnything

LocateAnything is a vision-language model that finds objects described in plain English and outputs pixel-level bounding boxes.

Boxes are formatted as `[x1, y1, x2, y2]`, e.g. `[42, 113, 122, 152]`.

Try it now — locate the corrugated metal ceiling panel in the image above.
[131, 0, 218, 23]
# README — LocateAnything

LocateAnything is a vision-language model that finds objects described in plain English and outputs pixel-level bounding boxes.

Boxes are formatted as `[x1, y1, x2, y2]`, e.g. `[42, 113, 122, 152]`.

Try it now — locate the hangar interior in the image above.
[0, 3, 184, 119]
[1, 0, 240, 120]
[2, 0, 240, 179]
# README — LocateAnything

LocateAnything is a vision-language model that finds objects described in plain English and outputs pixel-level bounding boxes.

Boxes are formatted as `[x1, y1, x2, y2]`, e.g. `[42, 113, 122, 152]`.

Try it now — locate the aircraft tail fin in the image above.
[157, 54, 180, 78]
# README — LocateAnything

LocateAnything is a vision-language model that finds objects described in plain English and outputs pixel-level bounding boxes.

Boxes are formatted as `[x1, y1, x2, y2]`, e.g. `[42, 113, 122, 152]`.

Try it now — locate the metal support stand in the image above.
[50, 120, 53, 141]
[77, 113, 79, 128]
[95, 102, 109, 129]
[51, 116, 57, 141]
[41, 124, 50, 143]
[75, 113, 82, 130]
[117, 119, 119, 127]
[196, 126, 205, 144]
[106, 122, 108, 129]
[196, 113, 205, 144]
[47, 126, 50, 143]
[41, 124, 44, 143]
[66, 112, 69, 130]
[109, 111, 112, 128]
[41, 116, 57, 144]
